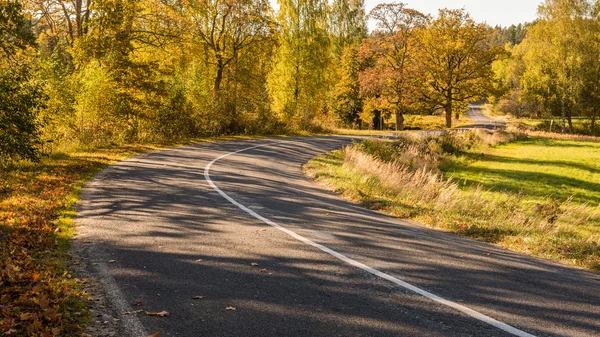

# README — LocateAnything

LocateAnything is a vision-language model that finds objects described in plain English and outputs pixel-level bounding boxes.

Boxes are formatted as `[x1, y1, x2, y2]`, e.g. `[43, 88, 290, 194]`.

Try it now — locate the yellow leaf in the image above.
[146, 311, 170, 317]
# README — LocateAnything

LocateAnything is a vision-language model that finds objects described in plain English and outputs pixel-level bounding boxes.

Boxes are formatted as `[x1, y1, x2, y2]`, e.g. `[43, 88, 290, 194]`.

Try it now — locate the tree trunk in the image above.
[232, 53, 238, 124]
[591, 108, 597, 135]
[561, 101, 566, 134]
[214, 59, 224, 98]
[445, 91, 453, 128]
[567, 110, 573, 134]
[395, 112, 405, 131]
[445, 102, 453, 128]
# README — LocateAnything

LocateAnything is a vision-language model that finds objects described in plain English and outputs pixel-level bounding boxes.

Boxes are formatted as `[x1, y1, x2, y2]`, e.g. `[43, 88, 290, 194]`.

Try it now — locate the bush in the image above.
[0, 66, 46, 164]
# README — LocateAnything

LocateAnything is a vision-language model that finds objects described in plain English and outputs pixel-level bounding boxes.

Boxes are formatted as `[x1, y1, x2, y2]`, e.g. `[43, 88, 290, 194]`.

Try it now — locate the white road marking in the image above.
[204, 142, 537, 337]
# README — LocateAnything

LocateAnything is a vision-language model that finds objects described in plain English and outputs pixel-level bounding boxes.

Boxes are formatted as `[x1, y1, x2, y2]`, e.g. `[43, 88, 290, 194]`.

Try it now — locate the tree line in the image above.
[493, 0, 600, 134]
[1, 0, 597, 163]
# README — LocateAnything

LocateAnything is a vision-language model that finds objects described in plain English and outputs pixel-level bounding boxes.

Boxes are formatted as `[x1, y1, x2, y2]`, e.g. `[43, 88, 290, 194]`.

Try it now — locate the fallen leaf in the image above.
[259, 269, 269, 273]
[251, 263, 259, 267]
[20, 312, 32, 321]
[38, 296, 50, 309]
[146, 311, 170, 317]
[124, 310, 143, 315]
[146, 332, 160, 337]
[32, 272, 40, 282]
[225, 306, 236, 311]
[192, 296, 204, 300]
[108, 260, 116, 263]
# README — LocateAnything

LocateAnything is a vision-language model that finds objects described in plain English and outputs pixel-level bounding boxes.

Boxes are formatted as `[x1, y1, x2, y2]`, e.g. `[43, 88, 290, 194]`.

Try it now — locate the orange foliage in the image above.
[0, 154, 115, 336]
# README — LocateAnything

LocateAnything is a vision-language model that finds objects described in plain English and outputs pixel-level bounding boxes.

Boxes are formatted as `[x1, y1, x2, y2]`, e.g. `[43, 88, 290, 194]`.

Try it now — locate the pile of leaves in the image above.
[0, 149, 134, 336]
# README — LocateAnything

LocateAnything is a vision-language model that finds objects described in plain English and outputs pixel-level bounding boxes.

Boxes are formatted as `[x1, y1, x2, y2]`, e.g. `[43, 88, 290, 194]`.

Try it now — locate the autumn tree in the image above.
[24, 0, 93, 49]
[418, 9, 503, 128]
[359, 3, 428, 130]
[329, 0, 367, 58]
[333, 44, 362, 127]
[189, 0, 272, 97]
[517, 0, 599, 133]
[268, 0, 330, 129]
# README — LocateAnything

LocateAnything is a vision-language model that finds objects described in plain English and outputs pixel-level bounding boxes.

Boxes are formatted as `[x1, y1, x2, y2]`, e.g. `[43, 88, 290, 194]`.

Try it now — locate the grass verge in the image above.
[304, 131, 600, 272]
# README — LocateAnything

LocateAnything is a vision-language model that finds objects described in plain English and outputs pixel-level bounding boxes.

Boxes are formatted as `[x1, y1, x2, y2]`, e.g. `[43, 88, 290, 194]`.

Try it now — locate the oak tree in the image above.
[418, 9, 503, 128]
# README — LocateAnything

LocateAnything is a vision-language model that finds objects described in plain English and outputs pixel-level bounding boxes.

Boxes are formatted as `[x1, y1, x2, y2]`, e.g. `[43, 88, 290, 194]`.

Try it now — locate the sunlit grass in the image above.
[304, 134, 600, 272]
[446, 138, 600, 204]
[333, 114, 473, 135]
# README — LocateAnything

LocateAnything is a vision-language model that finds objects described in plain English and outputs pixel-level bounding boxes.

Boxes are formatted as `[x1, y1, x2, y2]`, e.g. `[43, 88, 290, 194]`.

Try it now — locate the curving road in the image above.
[78, 132, 599, 336]
[464, 104, 506, 130]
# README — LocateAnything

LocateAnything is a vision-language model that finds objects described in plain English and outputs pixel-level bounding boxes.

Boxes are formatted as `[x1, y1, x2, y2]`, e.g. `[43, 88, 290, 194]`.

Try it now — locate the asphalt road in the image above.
[464, 105, 506, 130]
[77, 127, 599, 336]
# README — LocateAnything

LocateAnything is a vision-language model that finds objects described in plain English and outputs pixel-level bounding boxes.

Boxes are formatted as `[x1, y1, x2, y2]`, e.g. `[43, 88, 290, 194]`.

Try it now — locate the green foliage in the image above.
[0, 1, 35, 59]
[0, 1, 45, 164]
[0, 66, 46, 163]
[333, 45, 362, 127]
[489, 23, 530, 46]
[329, 0, 368, 58]
[268, 0, 331, 129]
[492, 0, 600, 134]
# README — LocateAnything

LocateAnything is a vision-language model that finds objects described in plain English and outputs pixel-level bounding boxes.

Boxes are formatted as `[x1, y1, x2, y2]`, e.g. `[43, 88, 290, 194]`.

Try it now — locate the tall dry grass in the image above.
[340, 131, 600, 269]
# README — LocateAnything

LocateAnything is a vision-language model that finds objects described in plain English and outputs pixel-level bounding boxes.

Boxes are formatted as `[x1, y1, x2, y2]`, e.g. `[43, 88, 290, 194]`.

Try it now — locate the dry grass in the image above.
[305, 131, 600, 272]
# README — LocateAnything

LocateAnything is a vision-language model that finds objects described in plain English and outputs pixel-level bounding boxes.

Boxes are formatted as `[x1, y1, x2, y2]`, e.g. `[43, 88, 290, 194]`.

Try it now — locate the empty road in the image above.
[77, 134, 599, 336]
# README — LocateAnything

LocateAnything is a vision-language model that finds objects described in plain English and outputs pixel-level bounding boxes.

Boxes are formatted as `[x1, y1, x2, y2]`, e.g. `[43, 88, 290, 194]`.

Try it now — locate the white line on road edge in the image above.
[204, 142, 536, 337]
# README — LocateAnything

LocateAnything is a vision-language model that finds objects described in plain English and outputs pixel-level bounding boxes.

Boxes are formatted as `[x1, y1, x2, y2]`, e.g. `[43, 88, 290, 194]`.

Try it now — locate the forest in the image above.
[1, 0, 599, 162]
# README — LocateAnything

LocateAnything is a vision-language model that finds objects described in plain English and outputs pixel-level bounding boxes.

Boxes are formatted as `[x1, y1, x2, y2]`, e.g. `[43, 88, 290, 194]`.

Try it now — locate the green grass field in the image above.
[304, 134, 600, 272]
[447, 138, 600, 205]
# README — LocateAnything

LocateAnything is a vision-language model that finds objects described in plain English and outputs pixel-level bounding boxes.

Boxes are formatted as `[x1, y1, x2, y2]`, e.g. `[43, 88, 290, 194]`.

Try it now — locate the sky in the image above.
[270, 0, 541, 28]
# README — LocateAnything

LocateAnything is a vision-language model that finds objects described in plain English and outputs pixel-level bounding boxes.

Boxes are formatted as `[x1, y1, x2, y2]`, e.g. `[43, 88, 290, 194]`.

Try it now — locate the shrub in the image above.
[0, 66, 46, 164]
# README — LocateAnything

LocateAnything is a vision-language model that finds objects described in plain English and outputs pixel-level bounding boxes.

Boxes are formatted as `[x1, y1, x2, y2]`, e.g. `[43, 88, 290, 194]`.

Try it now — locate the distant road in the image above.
[78, 121, 599, 337]
[464, 104, 506, 130]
